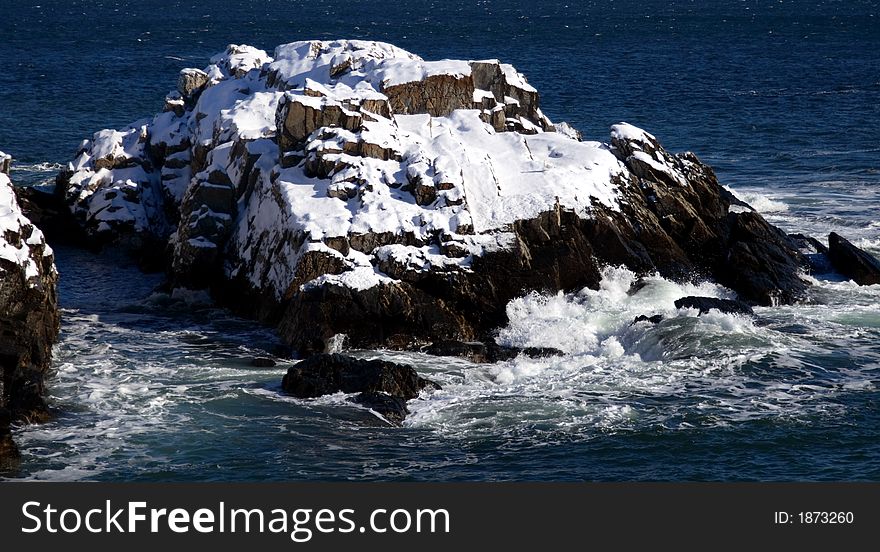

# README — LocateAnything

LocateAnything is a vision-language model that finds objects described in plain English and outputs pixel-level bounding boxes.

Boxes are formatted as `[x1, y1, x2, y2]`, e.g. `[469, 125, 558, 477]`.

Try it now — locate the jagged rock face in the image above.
[0, 152, 60, 450]
[55, 39, 810, 355]
[606, 124, 809, 305]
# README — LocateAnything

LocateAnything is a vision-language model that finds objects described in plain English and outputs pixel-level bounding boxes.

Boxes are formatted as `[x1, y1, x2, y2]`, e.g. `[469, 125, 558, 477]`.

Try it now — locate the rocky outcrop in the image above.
[0, 152, 60, 459]
[53, 39, 812, 358]
[281, 353, 440, 423]
[828, 232, 880, 285]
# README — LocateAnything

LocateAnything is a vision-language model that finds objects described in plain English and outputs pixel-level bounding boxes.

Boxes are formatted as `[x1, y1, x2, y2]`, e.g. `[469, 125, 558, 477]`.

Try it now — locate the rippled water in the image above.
[2, 0, 879, 480]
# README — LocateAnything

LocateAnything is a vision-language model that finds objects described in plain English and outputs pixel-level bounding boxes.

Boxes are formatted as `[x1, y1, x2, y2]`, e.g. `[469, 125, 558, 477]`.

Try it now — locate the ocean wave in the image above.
[12, 161, 64, 173]
[725, 186, 789, 213]
[854, 238, 880, 254]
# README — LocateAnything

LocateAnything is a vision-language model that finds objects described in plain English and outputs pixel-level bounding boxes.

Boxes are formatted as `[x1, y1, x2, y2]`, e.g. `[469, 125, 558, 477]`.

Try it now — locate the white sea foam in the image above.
[394, 266, 879, 437]
[725, 186, 789, 213]
[495, 265, 737, 356]
[854, 238, 880, 255]
[12, 161, 64, 173]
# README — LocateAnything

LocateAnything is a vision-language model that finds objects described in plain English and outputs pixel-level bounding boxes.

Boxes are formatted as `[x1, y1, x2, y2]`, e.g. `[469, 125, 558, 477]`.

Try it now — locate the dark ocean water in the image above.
[1, 0, 879, 481]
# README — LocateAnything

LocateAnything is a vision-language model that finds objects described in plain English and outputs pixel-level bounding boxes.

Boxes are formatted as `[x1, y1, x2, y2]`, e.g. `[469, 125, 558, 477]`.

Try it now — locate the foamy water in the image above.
[390, 268, 879, 436]
[5, 225, 879, 481]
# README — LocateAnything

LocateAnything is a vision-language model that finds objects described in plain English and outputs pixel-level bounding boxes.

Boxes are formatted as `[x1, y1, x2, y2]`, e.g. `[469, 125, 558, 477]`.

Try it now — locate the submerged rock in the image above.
[828, 232, 880, 285]
[52, 39, 811, 356]
[0, 152, 60, 456]
[674, 296, 755, 316]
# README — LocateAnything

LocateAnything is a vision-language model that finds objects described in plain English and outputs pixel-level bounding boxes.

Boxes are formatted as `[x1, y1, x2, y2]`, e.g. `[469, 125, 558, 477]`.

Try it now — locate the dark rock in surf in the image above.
[632, 314, 664, 325]
[627, 279, 652, 296]
[518, 347, 565, 359]
[674, 296, 755, 316]
[281, 353, 440, 402]
[828, 232, 880, 285]
[423, 340, 563, 363]
[423, 340, 490, 362]
[789, 233, 829, 255]
[250, 357, 277, 368]
[713, 212, 807, 306]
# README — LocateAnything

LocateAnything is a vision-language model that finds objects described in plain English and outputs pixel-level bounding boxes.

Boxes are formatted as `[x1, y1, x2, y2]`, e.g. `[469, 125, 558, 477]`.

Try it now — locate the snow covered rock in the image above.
[0, 152, 59, 454]
[54, 39, 810, 355]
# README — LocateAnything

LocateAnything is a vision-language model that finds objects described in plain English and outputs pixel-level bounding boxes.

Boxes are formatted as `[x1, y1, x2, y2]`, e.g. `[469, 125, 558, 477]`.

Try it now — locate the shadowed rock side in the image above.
[48, 39, 812, 358]
[0, 152, 60, 461]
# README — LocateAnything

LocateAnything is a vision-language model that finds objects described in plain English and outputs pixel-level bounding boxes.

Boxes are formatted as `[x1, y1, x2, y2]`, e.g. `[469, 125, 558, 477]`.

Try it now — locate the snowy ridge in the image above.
[59, 39, 691, 299]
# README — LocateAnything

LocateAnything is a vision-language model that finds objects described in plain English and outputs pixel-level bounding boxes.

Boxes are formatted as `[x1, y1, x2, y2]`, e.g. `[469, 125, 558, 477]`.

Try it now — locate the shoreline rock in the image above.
[0, 151, 60, 459]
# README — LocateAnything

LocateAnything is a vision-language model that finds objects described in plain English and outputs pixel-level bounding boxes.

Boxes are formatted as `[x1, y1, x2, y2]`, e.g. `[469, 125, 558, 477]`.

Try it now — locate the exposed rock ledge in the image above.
[49, 39, 819, 359]
[0, 151, 60, 460]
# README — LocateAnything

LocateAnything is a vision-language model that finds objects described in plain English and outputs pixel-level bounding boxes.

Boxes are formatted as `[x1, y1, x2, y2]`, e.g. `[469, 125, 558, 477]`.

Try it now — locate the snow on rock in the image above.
[58, 38, 626, 298]
[209, 44, 271, 79]
[0, 152, 59, 442]
[0, 153, 56, 284]
[610, 122, 689, 187]
[0, 151, 11, 174]
[61, 122, 168, 243]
